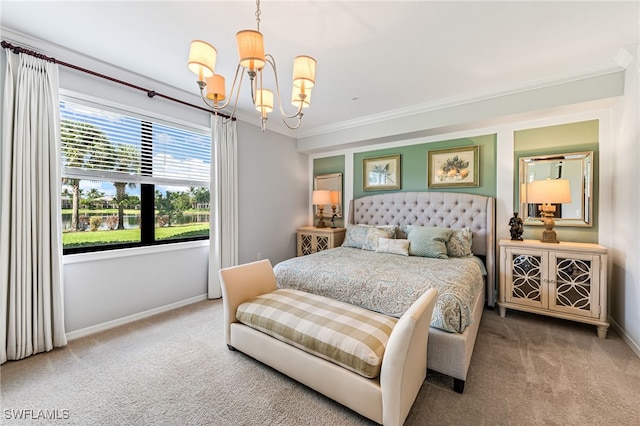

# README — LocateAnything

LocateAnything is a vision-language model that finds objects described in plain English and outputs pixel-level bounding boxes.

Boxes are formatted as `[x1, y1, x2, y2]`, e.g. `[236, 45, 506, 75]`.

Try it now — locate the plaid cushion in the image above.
[236, 288, 397, 378]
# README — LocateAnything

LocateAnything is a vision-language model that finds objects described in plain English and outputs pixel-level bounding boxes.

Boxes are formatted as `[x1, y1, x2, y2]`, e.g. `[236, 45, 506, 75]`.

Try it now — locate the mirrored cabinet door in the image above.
[499, 239, 609, 339]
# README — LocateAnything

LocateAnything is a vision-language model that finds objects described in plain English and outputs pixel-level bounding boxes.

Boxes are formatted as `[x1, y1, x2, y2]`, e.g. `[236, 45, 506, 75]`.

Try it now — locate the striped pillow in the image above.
[236, 288, 397, 378]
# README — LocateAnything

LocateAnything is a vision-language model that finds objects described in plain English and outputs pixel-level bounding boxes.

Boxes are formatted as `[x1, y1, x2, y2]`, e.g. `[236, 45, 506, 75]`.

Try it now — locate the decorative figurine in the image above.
[509, 212, 524, 241]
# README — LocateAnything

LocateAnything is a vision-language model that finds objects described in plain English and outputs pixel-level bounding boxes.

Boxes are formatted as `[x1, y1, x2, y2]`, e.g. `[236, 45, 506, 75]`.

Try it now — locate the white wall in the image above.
[236, 121, 309, 265]
[63, 243, 209, 337]
[610, 46, 640, 355]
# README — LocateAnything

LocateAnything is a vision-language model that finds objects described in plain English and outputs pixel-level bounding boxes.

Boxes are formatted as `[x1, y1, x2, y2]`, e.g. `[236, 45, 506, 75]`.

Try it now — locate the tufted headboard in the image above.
[348, 191, 496, 306]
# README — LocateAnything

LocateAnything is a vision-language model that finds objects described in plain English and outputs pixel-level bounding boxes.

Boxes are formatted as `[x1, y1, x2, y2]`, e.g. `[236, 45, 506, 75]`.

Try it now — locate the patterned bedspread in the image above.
[273, 247, 484, 333]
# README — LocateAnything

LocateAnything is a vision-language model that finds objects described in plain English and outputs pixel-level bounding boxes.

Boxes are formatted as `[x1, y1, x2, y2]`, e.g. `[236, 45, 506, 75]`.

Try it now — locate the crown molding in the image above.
[296, 60, 625, 140]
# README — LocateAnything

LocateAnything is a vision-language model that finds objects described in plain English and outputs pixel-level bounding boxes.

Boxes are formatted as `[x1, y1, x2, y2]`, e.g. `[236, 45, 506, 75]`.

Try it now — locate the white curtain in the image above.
[1, 49, 67, 363]
[208, 116, 238, 298]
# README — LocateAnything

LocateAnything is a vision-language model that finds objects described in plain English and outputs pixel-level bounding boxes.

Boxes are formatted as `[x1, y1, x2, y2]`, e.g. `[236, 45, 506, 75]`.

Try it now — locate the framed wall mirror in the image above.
[314, 173, 343, 219]
[519, 151, 593, 227]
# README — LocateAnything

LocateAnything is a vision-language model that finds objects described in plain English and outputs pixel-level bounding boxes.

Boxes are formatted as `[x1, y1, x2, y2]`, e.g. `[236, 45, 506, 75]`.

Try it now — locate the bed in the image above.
[274, 191, 495, 393]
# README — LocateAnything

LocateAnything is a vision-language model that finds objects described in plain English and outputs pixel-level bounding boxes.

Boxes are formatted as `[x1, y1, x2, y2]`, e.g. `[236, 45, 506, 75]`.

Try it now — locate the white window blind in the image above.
[60, 100, 210, 187]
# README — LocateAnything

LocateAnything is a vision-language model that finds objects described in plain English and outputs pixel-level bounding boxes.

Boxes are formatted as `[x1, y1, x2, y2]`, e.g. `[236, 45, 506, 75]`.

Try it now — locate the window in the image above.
[60, 97, 211, 254]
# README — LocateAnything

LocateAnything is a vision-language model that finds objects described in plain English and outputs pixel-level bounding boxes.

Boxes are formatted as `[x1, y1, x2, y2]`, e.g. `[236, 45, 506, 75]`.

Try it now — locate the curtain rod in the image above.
[1, 40, 234, 120]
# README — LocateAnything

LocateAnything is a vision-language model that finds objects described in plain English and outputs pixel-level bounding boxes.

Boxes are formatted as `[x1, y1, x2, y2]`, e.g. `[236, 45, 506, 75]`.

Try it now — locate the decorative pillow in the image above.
[343, 224, 396, 249]
[405, 225, 452, 259]
[447, 227, 474, 258]
[342, 224, 371, 249]
[375, 238, 410, 256]
[362, 226, 396, 251]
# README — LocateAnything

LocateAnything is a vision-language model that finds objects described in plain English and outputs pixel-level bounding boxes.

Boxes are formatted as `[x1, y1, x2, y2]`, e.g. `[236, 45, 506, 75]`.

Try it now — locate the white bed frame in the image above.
[348, 191, 495, 392]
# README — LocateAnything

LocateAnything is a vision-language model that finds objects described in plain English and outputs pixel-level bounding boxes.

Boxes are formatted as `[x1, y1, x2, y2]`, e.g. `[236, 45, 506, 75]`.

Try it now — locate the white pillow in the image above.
[375, 238, 410, 256]
[362, 227, 397, 251]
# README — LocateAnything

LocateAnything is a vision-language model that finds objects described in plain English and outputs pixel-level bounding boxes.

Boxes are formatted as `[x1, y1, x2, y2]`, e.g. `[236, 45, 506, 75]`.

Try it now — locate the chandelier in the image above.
[187, 0, 317, 131]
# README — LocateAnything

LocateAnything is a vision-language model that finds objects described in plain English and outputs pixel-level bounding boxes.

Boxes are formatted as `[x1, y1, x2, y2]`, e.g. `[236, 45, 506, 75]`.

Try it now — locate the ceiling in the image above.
[1, 1, 638, 137]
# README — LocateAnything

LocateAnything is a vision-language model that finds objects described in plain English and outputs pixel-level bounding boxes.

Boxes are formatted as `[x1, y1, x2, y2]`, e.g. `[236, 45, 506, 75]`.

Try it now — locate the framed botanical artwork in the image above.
[363, 154, 401, 191]
[427, 145, 479, 188]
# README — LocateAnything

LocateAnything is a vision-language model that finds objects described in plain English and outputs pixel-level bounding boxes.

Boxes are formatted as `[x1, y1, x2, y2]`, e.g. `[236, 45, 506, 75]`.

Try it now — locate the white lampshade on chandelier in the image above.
[187, 0, 317, 131]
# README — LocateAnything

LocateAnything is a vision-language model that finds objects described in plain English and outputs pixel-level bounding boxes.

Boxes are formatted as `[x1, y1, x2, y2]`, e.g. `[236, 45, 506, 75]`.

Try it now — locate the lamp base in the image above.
[539, 208, 560, 244]
[540, 229, 559, 244]
[316, 206, 327, 228]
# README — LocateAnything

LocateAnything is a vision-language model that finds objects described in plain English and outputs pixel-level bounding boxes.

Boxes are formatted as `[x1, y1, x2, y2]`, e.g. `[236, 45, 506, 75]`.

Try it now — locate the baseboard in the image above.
[65, 294, 208, 341]
[610, 317, 640, 359]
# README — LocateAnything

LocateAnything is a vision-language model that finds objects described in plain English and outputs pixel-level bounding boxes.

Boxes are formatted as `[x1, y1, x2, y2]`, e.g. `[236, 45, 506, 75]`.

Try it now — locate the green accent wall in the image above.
[353, 134, 497, 199]
[514, 120, 599, 243]
[313, 155, 345, 177]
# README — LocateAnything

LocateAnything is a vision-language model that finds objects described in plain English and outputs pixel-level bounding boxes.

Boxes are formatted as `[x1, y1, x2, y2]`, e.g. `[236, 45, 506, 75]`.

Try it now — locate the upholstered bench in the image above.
[220, 259, 438, 426]
[236, 287, 398, 379]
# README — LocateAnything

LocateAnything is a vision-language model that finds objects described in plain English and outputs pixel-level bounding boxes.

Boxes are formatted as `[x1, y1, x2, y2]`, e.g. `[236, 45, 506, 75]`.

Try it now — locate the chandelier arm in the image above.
[264, 54, 304, 122]
[250, 68, 259, 105]
[281, 115, 303, 130]
[282, 105, 304, 120]
[224, 63, 245, 111]
[219, 64, 246, 112]
[198, 85, 220, 110]
[227, 68, 245, 121]
[195, 63, 245, 114]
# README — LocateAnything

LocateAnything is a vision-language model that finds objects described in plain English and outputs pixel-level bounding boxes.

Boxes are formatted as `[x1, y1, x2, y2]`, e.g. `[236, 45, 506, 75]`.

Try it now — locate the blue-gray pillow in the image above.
[342, 224, 372, 249]
[406, 226, 452, 259]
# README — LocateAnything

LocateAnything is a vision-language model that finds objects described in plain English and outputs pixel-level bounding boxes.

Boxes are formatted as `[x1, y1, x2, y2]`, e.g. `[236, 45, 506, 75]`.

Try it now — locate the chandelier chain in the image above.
[255, 0, 261, 32]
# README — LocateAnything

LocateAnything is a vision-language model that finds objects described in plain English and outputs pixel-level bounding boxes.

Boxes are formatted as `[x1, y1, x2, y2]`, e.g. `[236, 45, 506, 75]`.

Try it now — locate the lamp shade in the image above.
[292, 55, 316, 89]
[312, 190, 331, 205]
[236, 30, 266, 70]
[330, 190, 341, 205]
[188, 40, 217, 81]
[255, 89, 274, 113]
[527, 179, 571, 204]
[205, 74, 226, 103]
[291, 86, 312, 109]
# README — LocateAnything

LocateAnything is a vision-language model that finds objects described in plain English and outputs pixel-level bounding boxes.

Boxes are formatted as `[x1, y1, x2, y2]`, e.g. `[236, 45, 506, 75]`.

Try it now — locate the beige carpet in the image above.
[1, 299, 639, 425]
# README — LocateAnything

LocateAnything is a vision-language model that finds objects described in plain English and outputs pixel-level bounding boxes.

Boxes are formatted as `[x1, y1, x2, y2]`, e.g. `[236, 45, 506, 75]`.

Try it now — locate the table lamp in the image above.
[312, 190, 331, 228]
[329, 191, 341, 228]
[527, 178, 571, 243]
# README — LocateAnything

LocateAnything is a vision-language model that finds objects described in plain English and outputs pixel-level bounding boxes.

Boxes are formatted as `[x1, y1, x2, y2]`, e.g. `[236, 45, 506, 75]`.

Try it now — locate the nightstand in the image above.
[296, 226, 345, 256]
[498, 239, 609, 338]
